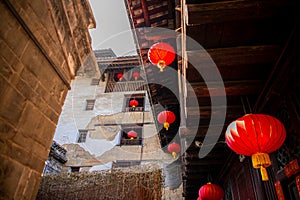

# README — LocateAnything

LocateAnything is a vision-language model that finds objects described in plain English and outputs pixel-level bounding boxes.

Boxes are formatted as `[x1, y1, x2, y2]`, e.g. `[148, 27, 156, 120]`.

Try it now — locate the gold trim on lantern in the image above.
[158, 60, 166, 71]
[164, 122, 170, 130]
[251, 152, 271, 181]
[172, 152, 177, 159]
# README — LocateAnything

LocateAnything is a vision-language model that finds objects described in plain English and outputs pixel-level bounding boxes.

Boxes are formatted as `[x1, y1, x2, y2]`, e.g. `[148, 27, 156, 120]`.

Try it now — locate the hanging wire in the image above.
[246, 96, 253, 113]
[240, 96, 247, 115]
[241, 96, 253, 114]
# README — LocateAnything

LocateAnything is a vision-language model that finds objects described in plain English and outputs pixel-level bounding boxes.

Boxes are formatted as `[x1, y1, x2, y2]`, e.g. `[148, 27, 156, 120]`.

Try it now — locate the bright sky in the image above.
[89, 0, 137, 56]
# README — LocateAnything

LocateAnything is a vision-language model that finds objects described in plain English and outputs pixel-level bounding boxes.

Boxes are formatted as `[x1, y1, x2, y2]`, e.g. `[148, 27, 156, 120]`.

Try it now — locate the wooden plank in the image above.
[141, 0, 150, 26]
[187, 45, 280, 67]
[185, 0, 296, 25]
[188, 80, 263, 97]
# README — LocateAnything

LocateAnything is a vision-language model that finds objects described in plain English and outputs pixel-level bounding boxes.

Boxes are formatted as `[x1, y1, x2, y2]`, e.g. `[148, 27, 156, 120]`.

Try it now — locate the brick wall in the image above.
[0, 0, 96, 199]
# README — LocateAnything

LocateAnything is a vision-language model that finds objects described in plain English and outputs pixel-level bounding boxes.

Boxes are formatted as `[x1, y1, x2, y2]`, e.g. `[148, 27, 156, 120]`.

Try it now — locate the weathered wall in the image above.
[53, 75, 173, 172]
[0, 0, 96, 199]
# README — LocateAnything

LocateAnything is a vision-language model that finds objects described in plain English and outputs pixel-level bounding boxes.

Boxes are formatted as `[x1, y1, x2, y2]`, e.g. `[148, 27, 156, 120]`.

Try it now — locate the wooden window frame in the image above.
[85, 99, 95, 110]
[119, 125, 143, 146]
[123, 93, 145, 112]
[77, 130, 88, 143]
[90, 78, 100, 85]
[71, 166, 80, 172]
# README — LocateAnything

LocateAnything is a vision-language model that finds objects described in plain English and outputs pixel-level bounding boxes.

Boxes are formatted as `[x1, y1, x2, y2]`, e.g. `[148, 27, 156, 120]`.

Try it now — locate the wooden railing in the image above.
[105, 80, 146, 92]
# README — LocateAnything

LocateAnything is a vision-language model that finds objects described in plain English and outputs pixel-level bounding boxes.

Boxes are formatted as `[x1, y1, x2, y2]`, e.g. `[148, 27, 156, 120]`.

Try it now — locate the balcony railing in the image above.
[120, 138, 143, 146]
[105, 80, 146, 92]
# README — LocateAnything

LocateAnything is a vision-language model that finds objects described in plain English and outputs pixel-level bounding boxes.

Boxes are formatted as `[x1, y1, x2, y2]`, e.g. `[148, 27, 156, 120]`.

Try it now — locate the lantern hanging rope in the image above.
[198, 182, 224, 200]
[167, 142, 181, 159]
[157, 111, 176, 131]
[148, 42, 175, 72]
[225, 114, 286, 181]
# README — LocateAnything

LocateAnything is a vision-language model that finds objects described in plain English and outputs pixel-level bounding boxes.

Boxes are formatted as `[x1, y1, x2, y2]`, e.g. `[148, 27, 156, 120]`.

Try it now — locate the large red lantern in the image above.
[148, 42, 175, 72]
[167, 142, 180, 159]
[129, 99, 139, 109]
[198, 183, 224, 200]
[225, 114, 286, 181]
[127, 130, 138, 140]
[157, 111, 176, 131]
[132, 72, 140, 80]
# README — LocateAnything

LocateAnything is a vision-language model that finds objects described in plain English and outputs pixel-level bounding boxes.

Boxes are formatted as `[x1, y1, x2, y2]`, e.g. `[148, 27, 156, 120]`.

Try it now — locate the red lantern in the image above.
[117, 73, 123, 80]
[168, 142, 180, 159]
[127, 130, 138, 140]
[148, 42, 175, 72]
[198, 183, 224, 200]
[157, 111, 176, 131]
[132, 72, 140, 80]
[129, 99, 139, 109]
[225, 114, 286, 181]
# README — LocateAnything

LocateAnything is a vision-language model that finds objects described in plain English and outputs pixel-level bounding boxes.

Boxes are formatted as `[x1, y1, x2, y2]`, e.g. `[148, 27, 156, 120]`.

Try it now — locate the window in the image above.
[71, 167, 80, 172]
[77, 130, 88, 143]
[85, 99, 95, 110]
[90, 78, 100, 85]
[120, 126, 143, 146]
[124, 94, 145, 112]
[112, 160, 141, 168]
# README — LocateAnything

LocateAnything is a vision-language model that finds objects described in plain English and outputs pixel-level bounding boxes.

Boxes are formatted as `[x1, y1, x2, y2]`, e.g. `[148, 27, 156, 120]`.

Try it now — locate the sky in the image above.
[89, 0, 137, 56]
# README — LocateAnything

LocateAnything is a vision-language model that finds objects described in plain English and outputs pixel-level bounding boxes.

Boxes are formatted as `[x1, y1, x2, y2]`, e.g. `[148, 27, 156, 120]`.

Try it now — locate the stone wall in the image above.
[0, 0, 96, 199]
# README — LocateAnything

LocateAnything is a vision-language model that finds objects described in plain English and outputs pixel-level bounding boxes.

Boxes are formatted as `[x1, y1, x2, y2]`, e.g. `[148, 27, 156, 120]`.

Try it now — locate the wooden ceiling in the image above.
[127, 0, 299, 199]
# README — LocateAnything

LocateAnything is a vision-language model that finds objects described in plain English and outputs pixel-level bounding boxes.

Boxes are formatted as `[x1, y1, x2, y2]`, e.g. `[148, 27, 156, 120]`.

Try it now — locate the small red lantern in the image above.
[129, 99, 139, 110]
[167, 142, 180, 159]
[117, 73, 123, 80]
[132, 72, 140, 80]
[157, 111, 176, 131]
[225, 114, 286, 181]
[198, 183, 224, 200]
[127, 130, 138, 140]
[148, 42, 175, 72]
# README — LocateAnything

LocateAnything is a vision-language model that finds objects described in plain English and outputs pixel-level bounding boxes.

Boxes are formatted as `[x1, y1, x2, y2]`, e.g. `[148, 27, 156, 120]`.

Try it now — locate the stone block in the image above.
[0, 39, 24, 74]
[26, 171, 41, 200]
[20, 68, 38, 90]
[16, 77, 36, 100]
[0, 54, 14, 79]
[35, 83, 50, 103]
[44, 106, 60, 125]
[0, 155, 25, 199]
[18, 102, 43, 134]
[0, 119, 17, 140]
[0, 80, 26, 126]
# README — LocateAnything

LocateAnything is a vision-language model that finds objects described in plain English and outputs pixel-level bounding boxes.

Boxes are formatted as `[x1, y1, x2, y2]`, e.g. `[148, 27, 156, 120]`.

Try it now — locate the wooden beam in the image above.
[180, 125, 226, 138]
[184, 159, 226, 166]
[187, 45, 280, 68]
[187, 105, 243, 117]
[144, 29, 177, 41]
[185, 0, 296, 26]
[141, 0, 150, 26]
[188, 80, 263, 97]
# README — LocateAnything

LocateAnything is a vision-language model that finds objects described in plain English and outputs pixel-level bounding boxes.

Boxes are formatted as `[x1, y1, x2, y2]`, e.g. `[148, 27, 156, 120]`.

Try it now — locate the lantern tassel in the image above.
[158, 60, 166, 72]
[132, 105, 136, 110]
[251, 153, 271, 181]
[164, 122, 170, 130]
[172, 152, 177, 159]
[260, 166, 269, 181]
